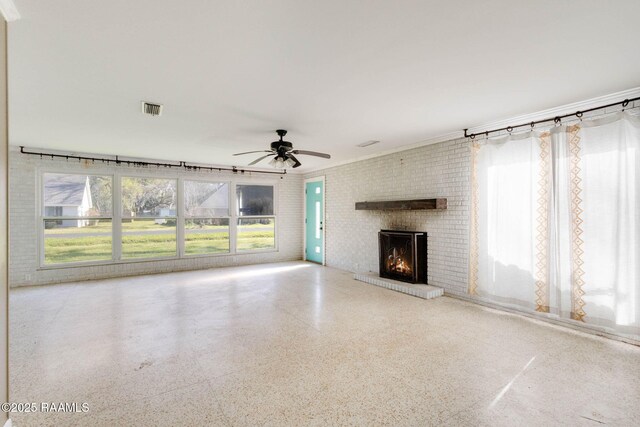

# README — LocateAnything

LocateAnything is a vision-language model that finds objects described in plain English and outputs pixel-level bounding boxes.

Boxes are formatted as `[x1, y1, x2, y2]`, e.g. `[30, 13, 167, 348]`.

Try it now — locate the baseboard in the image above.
[445, 292, 640, 347]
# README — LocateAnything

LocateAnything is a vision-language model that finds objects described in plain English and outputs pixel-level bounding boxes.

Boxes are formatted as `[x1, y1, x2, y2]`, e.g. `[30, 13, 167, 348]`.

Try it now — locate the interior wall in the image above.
[1, 17, 8, 426]
[8, 148, 303, 287]
[305, 137, 470, 296]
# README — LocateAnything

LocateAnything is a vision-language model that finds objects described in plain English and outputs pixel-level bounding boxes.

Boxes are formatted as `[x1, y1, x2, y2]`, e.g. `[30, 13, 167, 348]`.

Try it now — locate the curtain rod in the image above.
[19, 146, 288, 176]
[463, 96, 640, 140]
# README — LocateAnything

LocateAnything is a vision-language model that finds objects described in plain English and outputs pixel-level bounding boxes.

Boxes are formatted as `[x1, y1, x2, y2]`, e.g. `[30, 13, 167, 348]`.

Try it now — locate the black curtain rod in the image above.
[463, 96, 639, 139]
[19, 146, 287, 176]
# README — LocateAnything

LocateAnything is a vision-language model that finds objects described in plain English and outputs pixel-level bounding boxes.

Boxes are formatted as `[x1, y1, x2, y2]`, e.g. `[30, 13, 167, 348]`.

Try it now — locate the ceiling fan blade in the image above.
[288, 154, 302, 168]
[233, 150, 273, 156]
[248, 154, 274, 165]
[291, 150, 331, 159]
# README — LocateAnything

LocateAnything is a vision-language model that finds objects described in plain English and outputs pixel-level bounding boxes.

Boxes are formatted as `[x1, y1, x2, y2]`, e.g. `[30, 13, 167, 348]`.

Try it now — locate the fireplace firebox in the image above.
[378, 230, 427, 284]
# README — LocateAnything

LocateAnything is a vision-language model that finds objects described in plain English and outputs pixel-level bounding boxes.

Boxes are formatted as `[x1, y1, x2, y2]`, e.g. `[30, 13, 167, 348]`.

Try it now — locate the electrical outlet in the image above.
[24, 274, 31, 282]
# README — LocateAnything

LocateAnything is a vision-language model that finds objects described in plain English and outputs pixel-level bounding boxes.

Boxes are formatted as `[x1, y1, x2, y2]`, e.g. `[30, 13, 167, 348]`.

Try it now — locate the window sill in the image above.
[38, 248, 279, 270]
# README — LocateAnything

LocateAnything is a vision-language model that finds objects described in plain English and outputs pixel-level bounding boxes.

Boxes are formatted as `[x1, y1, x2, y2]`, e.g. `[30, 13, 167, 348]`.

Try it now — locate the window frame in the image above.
[234, 181, 278, 253]
[119, 175, 179, 261]
[37, 168, 279, 269]
[182, 178, 232, 257]
[39, 170, 116, 267]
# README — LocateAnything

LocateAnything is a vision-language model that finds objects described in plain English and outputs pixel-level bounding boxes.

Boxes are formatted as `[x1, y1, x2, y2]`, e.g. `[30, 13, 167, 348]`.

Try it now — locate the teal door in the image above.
[305, 180, 324, 264]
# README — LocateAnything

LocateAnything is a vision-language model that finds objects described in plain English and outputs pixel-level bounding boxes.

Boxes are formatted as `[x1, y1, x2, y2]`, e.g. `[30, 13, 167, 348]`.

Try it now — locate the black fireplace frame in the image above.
[378, 230, 428, 284]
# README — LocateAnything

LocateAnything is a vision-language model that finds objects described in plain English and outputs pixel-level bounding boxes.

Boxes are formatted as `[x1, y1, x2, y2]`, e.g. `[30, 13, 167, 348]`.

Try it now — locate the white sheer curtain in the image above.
[554, 113, 640, 335]
[470, 133, 541, 310]
[470, 112, 640, 340]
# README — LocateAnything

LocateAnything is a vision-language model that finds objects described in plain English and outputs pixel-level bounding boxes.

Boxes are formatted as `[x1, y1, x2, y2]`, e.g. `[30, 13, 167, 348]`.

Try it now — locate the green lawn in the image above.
[45, 219, 269, 234]
[237, 231, 275, 251]
[44, 236, 113, 264]
[185, 232, 229, 255]
[121, 233, 178, 259]
[44, 229, 274, 264]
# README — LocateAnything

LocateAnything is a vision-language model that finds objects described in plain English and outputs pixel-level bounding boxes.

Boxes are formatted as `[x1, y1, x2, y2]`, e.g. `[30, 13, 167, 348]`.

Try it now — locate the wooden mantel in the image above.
[355, 198, 447, 211]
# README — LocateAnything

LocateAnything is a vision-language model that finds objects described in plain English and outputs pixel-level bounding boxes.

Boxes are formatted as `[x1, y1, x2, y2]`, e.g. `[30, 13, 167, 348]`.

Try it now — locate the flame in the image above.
[387, 247, 412, 275]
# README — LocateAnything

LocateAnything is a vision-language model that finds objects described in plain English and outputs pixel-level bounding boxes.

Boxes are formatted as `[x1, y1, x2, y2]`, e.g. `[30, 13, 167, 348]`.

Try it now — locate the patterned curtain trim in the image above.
[535, 132, 551, 312]
[468, 141, 480, 295]
[568, 124, 587, 321]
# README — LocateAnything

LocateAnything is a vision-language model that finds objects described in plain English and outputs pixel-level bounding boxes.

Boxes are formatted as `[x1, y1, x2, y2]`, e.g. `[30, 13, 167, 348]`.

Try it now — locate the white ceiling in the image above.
[8, 0, 640, 172]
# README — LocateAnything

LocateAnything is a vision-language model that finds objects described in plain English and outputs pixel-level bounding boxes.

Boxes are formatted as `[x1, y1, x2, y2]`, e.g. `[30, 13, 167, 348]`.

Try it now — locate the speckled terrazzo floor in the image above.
[9, 261, 640, 426]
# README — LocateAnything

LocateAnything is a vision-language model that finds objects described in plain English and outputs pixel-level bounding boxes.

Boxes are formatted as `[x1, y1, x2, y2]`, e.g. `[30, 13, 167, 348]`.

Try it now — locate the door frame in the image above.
[303, 176, 325, 265]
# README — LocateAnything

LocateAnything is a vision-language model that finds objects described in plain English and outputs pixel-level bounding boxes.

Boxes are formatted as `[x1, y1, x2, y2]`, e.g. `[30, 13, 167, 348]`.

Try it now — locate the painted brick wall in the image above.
[305, 137, 471, 296]
[9, 147, 303, 287]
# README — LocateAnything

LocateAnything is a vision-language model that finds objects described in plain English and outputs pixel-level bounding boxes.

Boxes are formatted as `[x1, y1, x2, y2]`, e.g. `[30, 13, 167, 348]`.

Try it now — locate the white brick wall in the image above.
[9, 147, 303, 287]
[10, 136, 470, 292]
[305, 137, 470, 296]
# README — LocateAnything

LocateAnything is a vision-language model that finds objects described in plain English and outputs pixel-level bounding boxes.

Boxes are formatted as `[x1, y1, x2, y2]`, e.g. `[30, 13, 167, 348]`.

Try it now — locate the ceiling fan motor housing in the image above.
[271, 140, 293, 152]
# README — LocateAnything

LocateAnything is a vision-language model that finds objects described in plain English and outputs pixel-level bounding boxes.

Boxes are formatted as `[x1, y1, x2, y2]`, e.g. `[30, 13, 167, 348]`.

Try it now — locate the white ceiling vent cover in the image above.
[141, 101, 163, 116]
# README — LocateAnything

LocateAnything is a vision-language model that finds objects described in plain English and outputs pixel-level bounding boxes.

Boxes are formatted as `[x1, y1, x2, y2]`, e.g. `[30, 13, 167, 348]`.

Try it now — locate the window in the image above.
[44, 206, 63, 217]
[40, 173, 276, 266]
[469, 114, 640, 338]
[236, 185, 275, 250]
[121, 177, 177, 259]
[42, 173, 113, 264]
[184, 181, 230, 255]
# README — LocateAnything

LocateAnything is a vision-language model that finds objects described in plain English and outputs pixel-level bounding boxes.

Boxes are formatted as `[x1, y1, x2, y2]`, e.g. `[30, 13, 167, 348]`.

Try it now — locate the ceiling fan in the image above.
[233, 130, 331, 169]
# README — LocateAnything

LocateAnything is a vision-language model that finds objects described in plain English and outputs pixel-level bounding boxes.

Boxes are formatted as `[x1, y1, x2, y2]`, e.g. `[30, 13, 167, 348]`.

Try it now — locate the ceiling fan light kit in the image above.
[233, 129, 331, 169]
[285, 158, 297, 168]
[269, 157, 285, 169]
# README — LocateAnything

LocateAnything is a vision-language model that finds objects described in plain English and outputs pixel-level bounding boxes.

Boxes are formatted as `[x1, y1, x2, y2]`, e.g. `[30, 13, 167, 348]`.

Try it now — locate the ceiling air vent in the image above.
[141, 101, 163, 116]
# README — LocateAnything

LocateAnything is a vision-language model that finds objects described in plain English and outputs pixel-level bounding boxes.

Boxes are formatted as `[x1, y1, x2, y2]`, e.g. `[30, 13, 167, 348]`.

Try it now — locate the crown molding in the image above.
[303, 87, 640, 174]
[0, 0, 20, 22]
[301, 130, 462, 174]
[464, 86, 640, 135]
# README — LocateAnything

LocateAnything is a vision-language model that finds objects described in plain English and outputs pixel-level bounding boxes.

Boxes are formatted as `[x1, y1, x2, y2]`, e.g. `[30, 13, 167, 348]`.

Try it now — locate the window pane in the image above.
[184, 181, 229, 217]
[122, 218, 176, 259]
[236, 185, 274, 216]
[122, 177, 177, 217]
[44, 219, 112, 264]
[185, 218, 230, 255]
[44, 173, 112, 217]
[237, 218, 275, 251]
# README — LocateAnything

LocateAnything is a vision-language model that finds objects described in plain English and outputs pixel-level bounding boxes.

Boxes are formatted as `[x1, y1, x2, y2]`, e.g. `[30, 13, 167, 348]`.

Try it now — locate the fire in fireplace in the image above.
[378, 230, 427, 284]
